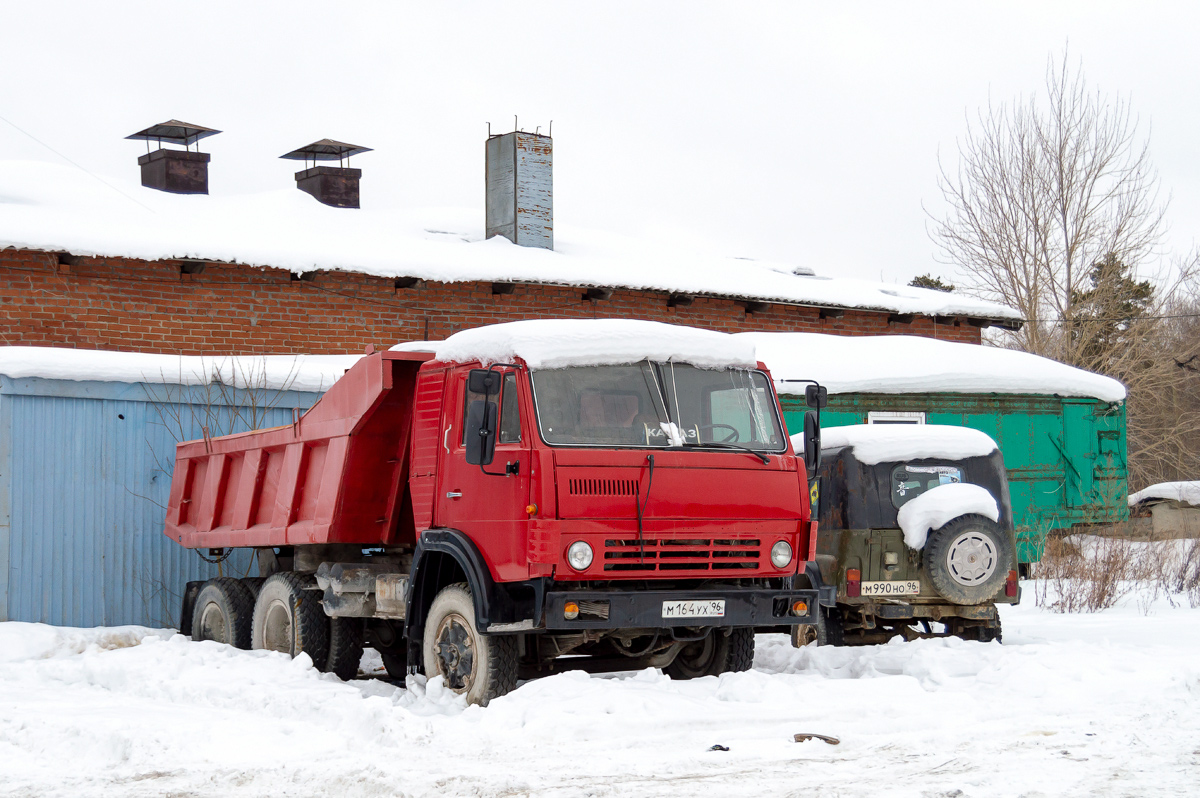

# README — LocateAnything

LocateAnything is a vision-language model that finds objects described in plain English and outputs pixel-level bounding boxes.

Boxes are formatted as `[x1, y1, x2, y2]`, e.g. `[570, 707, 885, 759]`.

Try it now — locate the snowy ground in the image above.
[2, 587, 1198, 798]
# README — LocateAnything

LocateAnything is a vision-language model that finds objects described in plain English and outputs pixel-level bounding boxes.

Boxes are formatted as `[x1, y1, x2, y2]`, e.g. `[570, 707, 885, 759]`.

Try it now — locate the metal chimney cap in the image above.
[126, 120, 221, 146]
[280, 139, 373, 161]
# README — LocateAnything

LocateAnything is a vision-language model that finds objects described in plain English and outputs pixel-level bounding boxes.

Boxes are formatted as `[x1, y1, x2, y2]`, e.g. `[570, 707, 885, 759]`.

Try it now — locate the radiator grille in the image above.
[568, 478, 639, 497]
[603, 538, 762, 572]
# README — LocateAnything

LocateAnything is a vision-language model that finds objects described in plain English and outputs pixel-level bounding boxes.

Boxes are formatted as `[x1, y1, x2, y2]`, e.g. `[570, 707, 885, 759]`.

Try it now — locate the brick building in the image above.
[0, 149, 1020, 355]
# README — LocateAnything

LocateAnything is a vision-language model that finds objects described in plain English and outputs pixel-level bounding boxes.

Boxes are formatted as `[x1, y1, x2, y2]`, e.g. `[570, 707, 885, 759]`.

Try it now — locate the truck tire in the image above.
[191, 577, 255, 649]
[923, 515, 1013, 606]
[251, 572, 330, 667]
[325, 617, 365, 680]
[422, 583, 517, 706]
[725, 628, 755, 672]
[665, 628, 754, 678]
[241, 577, 266, 599]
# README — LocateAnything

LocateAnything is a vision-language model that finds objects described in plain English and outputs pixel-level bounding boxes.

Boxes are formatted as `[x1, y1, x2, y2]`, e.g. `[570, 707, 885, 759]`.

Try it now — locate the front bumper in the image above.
[542, 587, 820, 631]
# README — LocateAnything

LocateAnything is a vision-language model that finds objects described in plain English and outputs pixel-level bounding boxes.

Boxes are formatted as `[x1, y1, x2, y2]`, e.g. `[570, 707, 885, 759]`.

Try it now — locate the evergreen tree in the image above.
[908, 274, 955, 292]
[1068, 253, 1154, 371]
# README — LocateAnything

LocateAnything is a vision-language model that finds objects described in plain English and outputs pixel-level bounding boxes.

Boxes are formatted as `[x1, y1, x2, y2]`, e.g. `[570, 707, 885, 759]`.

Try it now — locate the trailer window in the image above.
[891, 464, 964, 509]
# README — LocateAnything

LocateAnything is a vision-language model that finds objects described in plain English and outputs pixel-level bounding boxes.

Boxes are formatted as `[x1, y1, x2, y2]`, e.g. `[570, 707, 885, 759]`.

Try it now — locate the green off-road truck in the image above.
[793, 423, 1021, 646]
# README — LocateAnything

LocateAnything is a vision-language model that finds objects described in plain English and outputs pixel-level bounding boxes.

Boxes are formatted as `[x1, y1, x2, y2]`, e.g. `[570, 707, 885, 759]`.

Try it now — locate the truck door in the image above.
[435, 368, 532, 581]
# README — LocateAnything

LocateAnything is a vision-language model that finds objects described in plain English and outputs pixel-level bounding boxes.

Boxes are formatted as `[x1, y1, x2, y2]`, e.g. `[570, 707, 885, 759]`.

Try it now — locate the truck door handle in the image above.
[446, 491, 463, 499]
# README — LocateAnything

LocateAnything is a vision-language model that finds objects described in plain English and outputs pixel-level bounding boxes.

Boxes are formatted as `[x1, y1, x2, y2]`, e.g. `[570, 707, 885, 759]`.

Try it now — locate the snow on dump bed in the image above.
[897, 482, 1001, 549]
[433, 319, 758, 369]
[0, 346, 361, 392]
[811, 423, 999, 465]
[1129, 481, 1200, 507]
[0, 160, 1020, 321]
[741, 332, 1126, 402]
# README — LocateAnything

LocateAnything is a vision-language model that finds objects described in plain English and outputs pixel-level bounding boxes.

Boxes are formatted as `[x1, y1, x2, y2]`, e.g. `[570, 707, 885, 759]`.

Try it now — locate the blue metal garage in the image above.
[0, 350, 351, 627]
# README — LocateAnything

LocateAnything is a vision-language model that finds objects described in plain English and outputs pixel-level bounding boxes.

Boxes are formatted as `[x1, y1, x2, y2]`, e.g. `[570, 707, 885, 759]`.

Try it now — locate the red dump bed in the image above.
[165, 351, 433, 550]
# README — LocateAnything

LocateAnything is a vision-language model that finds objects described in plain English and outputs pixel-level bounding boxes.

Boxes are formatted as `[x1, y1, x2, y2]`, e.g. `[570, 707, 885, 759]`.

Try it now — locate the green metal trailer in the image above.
[779, 392, 1128, 564]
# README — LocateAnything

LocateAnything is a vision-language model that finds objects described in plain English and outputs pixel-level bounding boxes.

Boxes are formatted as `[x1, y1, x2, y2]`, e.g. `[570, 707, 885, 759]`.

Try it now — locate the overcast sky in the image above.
[2, 2, 1196, 287]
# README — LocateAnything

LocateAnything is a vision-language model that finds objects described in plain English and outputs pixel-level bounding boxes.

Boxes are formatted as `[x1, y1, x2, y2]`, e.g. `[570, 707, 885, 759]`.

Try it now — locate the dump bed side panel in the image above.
[164, 352, 432, 549]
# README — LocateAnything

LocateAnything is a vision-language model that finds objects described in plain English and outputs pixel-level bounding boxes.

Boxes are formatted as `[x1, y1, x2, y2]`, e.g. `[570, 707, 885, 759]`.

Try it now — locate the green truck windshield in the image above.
[891, 464, 964, 509]
[530, 362, 786, 451]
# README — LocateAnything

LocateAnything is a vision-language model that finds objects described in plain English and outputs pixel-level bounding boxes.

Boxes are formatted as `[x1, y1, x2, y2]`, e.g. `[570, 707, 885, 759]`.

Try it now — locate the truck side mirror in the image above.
[805, 384, 828, 409]
[802, 410, 821, 475]
[465, 399, 498, 466]
[468, 369, 502, 395]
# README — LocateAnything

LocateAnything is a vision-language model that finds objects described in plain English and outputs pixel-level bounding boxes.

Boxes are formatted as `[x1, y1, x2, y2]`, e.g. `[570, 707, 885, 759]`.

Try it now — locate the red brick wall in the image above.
[0, 247, 982, 353]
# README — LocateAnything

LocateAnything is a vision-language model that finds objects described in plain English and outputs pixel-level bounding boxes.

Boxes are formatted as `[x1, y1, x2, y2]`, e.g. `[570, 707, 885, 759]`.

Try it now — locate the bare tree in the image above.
[931, 49, 1168, 363]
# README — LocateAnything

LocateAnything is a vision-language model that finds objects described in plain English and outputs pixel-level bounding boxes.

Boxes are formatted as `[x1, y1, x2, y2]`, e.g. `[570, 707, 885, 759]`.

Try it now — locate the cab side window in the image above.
[499, 373, 521, 443]
[462, 371, 521, 445]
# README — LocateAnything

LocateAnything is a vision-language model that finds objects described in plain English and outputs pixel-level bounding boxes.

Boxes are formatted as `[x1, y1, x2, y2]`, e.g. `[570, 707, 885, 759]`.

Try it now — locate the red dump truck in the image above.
[168, 320, 829, 704]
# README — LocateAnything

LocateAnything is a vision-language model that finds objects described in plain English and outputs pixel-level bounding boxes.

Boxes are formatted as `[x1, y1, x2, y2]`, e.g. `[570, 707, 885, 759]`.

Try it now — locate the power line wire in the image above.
[0, 112, 155, 213]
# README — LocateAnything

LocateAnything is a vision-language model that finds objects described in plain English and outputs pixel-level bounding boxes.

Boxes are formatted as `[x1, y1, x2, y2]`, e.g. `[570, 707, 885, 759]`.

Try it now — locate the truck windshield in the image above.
[529, 361, 786, 451]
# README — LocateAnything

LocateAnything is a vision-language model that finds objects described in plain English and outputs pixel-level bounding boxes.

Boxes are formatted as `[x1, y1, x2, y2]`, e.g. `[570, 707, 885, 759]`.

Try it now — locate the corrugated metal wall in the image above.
[0, 377, 322, 628]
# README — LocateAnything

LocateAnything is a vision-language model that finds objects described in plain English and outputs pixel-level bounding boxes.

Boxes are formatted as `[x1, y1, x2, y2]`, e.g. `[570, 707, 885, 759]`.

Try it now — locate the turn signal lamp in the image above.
[1005, 569, 1019, 597]
[790, 600, 809, 616]
[846, 568, 861, 598]
[563, 601, 580, 620]
[526, 504, 538, 516]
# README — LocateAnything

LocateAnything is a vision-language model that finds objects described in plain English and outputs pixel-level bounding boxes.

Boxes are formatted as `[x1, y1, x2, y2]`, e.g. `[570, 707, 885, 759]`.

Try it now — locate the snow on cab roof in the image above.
[0, 346, 361, 393]
[0, 160, 1020, 321]
[1128, 481, 1200, 507]
[433, 319, 758, 370]
[743, 332, 1126, 403]
[805, 424, 999, 466]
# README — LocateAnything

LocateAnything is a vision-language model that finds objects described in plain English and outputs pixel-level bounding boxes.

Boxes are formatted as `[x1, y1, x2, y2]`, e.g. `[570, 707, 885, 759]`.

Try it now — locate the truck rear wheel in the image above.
[664, 628, 754, 679]
[325, 618, 365, 680]
[251, 572, 330, 666]
[421, 583, 517, 706]
[191, 577, 255, 649]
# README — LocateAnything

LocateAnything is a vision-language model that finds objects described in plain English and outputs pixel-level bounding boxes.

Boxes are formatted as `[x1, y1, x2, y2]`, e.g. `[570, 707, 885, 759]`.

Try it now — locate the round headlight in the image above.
[770, 540, 793, 569]
[567, 541, 594, 571]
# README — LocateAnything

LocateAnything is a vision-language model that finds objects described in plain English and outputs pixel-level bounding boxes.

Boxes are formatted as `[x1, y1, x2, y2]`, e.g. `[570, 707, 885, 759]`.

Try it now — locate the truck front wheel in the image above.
[421, 583, 517, 706]
[665, 628, 754, 679]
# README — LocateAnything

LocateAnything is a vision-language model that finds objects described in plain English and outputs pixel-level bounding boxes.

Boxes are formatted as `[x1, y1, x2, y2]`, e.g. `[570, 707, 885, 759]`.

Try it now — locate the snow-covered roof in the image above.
[0, 160, 1021, 321]
[0, 346, 361, 392]
[1128, 481, 1200, 507]
[433, 319, 757, 370]
[809, 424, 999, 465]
[743, 332, 1126, 403]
